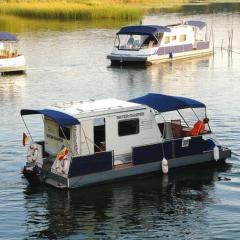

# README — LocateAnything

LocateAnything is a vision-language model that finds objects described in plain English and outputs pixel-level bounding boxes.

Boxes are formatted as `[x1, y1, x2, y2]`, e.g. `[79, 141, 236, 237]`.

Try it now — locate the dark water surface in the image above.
[0, 7, 240, 240]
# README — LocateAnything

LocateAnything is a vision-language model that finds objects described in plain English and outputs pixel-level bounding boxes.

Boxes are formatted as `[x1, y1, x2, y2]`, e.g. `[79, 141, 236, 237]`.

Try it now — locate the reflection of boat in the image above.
[21, 93, 231, 189]
[0, 32, 26, 73]
[23, 161, 230, 239]
[107, 20, 212, 65]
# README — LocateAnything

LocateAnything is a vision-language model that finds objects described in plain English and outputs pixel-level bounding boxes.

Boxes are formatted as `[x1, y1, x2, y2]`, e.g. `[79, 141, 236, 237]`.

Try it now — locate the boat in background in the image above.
[21, 93, 231, 189]
[0, 32, 26, 74]
[107, 20, 212, 65]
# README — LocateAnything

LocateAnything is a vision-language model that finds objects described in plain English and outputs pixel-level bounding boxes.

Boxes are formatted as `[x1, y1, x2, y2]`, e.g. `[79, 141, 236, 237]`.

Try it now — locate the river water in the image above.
[0, 4, 240, 240]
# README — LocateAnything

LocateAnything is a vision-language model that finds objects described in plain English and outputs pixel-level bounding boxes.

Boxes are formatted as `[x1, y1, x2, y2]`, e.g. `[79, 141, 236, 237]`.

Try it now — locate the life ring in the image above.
[27, 144, 39, 164]
[56, 158, 69, 175]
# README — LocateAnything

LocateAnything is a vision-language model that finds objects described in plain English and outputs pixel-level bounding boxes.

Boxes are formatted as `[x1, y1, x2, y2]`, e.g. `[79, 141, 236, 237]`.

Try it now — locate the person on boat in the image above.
[190, 117, 209, 136]
[127, 35, 134, 47]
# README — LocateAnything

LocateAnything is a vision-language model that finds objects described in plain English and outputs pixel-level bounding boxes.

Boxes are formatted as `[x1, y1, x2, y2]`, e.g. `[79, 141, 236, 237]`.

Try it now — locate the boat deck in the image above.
[114, 162, 133, 170]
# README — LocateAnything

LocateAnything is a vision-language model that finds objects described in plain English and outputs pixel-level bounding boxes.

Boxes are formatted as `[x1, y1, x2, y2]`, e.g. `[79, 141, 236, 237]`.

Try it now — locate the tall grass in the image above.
[0, 1, 145, 21]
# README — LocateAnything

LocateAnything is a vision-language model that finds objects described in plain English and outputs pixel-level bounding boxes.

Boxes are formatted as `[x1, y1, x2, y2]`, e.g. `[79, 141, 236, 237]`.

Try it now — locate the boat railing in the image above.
[131, 134, 214, 165]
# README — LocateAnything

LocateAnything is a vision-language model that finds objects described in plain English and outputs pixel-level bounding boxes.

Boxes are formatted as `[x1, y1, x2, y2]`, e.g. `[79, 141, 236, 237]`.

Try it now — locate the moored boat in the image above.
[107, 20, 212, 65]
[0, 32, 26, 73]
[21, 93, 231, 189]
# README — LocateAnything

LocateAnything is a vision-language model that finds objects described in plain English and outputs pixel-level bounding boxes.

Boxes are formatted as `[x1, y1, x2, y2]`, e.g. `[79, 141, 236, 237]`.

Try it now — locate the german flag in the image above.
[22, 132, 29, 146]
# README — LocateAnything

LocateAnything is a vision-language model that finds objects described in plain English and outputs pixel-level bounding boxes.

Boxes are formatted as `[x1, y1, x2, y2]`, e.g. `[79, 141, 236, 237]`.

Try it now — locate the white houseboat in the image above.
[107, 20, 212, 65]
[21, 93, 231, 189]
[0, 32, 26, 73]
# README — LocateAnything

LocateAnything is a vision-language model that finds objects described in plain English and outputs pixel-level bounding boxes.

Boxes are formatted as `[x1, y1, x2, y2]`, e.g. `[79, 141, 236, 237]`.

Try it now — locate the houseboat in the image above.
[0, 32, 26, 73]
[21, 93, 231, 189]
[107, 20, 212, 65]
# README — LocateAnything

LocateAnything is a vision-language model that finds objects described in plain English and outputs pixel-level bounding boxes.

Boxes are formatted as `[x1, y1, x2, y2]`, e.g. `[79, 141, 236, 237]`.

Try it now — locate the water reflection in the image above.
[149, 2, 240, 14]
[0, 74, 26, 104]
[23, 162, 230, 239]
[108, 56, 210, 98]
[0, 15, 138, 34]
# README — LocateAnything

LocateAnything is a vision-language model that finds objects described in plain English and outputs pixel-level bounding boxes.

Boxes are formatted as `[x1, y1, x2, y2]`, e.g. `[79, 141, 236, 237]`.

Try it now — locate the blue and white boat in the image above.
[107, 20, 212, 65]
[0, 32, 26, 73]
[21, 93, 231, 189]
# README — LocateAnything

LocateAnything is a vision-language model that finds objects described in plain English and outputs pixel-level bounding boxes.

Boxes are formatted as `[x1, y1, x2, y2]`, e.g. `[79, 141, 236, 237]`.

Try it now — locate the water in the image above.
[0, 6, 240, 240]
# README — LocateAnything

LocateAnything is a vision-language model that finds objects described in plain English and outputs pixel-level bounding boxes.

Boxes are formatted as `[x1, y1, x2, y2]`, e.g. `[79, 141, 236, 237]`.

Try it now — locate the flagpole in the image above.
[21, 116, 34, 142]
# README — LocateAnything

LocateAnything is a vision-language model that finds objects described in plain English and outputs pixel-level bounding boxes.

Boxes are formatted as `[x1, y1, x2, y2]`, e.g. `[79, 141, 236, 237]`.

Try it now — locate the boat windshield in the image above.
[0, 41, 19, 58]
[115, 34, 159, 50]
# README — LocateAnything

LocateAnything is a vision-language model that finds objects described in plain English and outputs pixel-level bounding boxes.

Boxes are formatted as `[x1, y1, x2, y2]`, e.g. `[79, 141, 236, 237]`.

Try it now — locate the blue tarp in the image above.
[117, 25, 171, 35]
[0, 32, 18, 41]
[129, 93, 205, 112]
[20, 109, 79, 126]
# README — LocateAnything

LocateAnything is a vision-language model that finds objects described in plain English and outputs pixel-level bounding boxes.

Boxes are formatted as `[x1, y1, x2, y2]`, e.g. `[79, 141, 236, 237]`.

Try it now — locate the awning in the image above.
[0, 32, 18, 41]
[117, 25, 171, 35]
[186, 20, 206, 30]
[20, 109, 79, 127]
[129, 93, 205, 113]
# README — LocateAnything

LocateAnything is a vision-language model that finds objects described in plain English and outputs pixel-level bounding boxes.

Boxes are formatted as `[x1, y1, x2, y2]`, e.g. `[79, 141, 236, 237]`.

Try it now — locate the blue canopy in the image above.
[21, 109, 79, 127]
[117, 25, 171, 36]
[0, 32, 18, 41]
[186, 20, 206, 30]
[129, 93, 205, 112]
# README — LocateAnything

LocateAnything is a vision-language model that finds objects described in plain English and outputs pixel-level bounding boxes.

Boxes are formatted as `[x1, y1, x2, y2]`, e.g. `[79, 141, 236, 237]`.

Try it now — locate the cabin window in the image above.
[172, 35, 176, 41]
[118, 119, 139, 136]
[164, 36, 170, 44]
[180, 34, 186, 42]
[59, 126, 70, 140]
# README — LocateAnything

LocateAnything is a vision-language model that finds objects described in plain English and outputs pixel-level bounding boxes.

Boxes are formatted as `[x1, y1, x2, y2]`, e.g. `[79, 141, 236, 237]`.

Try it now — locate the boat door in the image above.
[93, 118, 106, 152]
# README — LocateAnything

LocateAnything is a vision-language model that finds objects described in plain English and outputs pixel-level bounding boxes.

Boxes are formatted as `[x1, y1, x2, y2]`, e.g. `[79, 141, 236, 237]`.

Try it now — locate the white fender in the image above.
[213, 146, 220, 161]
[162, 157, 168, 174]
[27, 144, 39, 164]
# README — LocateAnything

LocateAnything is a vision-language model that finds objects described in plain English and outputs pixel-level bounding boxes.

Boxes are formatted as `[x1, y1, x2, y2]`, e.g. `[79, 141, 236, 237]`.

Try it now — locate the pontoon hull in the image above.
[108, 48, 213, 65]
[0, 55, 26, 73]
[23, 147, 231, 189]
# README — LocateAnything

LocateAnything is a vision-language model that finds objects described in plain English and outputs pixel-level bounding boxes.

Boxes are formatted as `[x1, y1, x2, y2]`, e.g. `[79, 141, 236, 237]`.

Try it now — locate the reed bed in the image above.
[0, 1, 145, 21]
[0, 0, 194, 21]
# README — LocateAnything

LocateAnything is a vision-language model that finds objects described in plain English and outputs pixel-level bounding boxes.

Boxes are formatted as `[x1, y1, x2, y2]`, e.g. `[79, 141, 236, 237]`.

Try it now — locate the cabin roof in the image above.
[117, 25, 171, 35]
[0, 32, 18, 41]
[117, 21, 206, 36]
[166, 20, 206, 30]
[21, 99, 145, 126]
[53, 98, 144, 117]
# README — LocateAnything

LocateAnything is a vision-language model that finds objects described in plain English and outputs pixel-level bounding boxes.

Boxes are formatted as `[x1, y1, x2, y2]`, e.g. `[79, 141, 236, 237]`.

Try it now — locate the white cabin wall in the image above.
[160, 26, 195, 47]
[44, 117, 72, 156]
[80, 119, 94, 156]
[105, 109, 162, 155]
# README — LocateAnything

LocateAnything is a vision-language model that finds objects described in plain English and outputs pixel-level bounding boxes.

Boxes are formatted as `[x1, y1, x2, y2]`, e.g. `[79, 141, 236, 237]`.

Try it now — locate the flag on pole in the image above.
[56, 145, 69, 161]
[22, 132, 29, 146]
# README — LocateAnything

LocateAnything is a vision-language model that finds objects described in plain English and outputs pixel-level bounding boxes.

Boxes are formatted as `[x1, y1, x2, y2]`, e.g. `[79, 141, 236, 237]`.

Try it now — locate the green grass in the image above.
[0, 0, 238, 21]
[0, 1, 145, 21]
